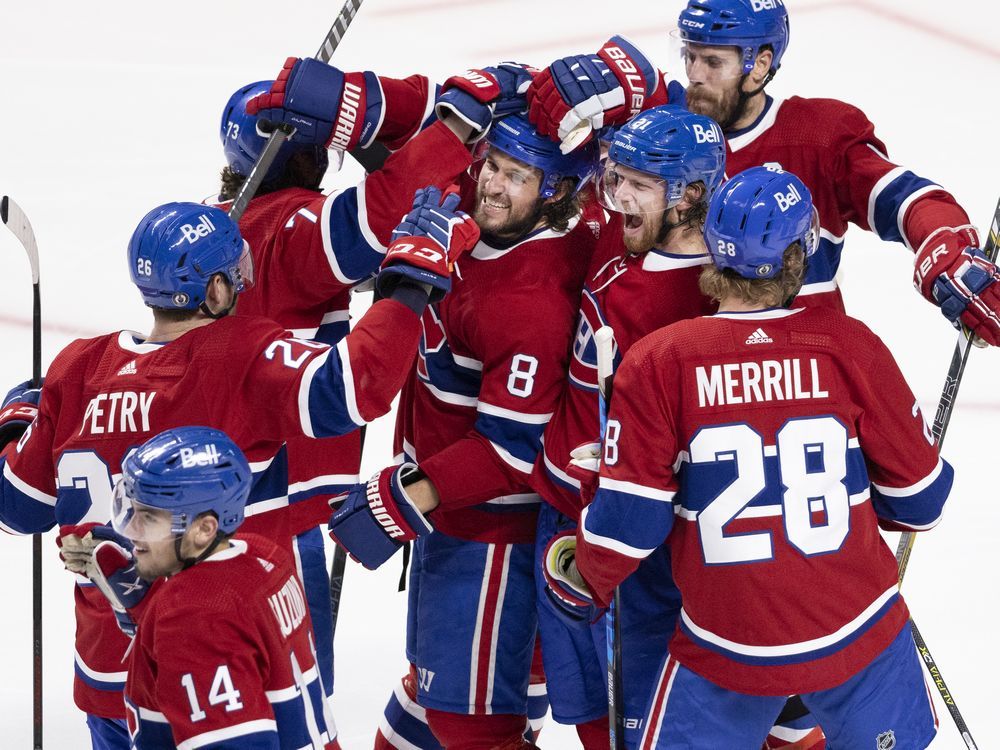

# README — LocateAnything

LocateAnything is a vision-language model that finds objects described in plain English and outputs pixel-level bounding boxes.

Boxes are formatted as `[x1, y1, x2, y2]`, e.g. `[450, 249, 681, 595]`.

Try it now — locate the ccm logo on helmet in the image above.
[604, 46, 646, 116]
[751, 0, 784, 11]
[180, 214, 216, 245]
[774, 182, 802, 212]
[693, 122, 721, 144]
[179, 444, 221, 469]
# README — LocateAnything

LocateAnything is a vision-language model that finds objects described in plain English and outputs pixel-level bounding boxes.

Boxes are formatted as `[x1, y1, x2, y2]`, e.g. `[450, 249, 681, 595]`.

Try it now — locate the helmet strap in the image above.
[173, 530, 227, 571]
[720, 70, 776, 132]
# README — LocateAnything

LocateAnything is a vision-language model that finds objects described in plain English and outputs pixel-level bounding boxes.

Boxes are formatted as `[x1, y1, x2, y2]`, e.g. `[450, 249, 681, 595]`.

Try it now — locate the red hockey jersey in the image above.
[723, 95, 971, 310]
[577, 307, 953, 695]
[396, 203, 599, 544]
[125, 534, 336, 749]
[0, 304, 420, 717]
[530, 217, 716, 519]
[214, 120, 473, 529]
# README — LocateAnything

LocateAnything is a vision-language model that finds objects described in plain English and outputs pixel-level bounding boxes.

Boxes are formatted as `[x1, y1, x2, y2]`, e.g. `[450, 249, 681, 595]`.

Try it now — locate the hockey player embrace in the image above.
[0, 194, 478, 748]
[106, 427, 337, 749]
[525, 0, 1000, 343]
[549, 167, 953, 749]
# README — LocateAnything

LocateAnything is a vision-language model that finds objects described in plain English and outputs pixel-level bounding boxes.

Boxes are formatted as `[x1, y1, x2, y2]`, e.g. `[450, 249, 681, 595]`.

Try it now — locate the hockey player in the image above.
[0, 195, 478, 749]
[326, 114, 600, 749]
[546, 167, 952, 749]
[524, 0, 1000, 346]
[212, 59, 486, 712]
[528, 104, 724, 748]
[105, 426, 337, 748]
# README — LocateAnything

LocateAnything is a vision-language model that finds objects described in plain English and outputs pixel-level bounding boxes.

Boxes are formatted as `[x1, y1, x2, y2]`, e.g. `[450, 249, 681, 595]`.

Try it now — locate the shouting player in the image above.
[106, 427, 337, 748]
[0, 194, 477, 749]
[529, 104, 724, 748]
[525, 0, 1000, 346]
[549, 167, 951, 749]
[327, 114, 600, 749]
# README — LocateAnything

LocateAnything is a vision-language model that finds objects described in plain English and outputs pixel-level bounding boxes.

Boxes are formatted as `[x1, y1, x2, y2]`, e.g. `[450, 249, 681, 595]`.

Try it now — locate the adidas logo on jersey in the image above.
[117, 360, 137, 376]
[745, 328, 773, 345]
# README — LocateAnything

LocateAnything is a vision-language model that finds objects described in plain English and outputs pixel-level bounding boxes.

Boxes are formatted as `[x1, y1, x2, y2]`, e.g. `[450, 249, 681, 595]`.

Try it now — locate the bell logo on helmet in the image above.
[693, 122, 721, 144]
[179, 444, 221, 469]
[179, 214, 217, 245]
[773, 182, 802, 213]
[751, 0, 784, 11]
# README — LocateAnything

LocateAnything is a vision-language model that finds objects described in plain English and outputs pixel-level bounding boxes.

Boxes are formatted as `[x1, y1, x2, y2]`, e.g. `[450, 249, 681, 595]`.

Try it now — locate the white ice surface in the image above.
[0, 0, 998, 747]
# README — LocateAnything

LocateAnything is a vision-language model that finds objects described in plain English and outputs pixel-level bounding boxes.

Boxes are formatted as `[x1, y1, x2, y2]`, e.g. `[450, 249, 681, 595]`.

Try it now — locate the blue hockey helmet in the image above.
[677, 0, 790, 74]
[127, 202, 253, 310]
[476, 113, 598, 198]
[112, 427, 252, 542]
[602, 105, 726, 210]
[704, 166, 818, 279]
[221, 81, 329, 185]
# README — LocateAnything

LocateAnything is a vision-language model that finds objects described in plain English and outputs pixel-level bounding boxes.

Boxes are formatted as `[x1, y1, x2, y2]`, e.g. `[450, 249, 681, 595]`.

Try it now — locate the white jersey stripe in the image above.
[336, 338, 365, 426]
[176, 719, 278, 750]
[4, 461, 56, 506]
[484, 544, 511, 714]
[873, 457, 944, 497]
[679, 583, 899, 658]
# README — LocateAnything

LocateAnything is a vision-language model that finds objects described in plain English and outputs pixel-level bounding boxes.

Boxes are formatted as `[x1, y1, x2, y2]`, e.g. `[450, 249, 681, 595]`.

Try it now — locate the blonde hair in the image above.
[699, 243, 806, 307]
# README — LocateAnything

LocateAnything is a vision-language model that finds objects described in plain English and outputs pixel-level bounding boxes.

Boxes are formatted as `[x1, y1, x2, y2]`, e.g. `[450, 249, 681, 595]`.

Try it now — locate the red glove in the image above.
[914, 225, 1000, 345]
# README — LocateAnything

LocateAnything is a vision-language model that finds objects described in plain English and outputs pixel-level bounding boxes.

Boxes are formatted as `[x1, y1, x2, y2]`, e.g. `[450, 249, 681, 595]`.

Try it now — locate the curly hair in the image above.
[699, 243, 806, 308]
[540, 178, 586, 233]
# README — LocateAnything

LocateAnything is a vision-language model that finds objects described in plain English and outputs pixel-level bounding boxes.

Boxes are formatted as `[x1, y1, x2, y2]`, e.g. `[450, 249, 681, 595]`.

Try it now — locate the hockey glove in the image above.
[246, 57, 384, 151]
[57, 524, 149, 637]
[565, 440, 601, 508]
[328, 463, 434, 570]
[435, 63, 538, 141]
[914, 225, 1000, 346]
[0, 379, 41, 450]
[527, 36, 660, 153]
[542, 531, 597, 622]
[376, 186, 480, 302]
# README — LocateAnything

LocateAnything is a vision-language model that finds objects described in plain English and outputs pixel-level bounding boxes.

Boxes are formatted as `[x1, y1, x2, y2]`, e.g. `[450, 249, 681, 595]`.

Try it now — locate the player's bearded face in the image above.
[602, 163, 669, 253]
[683, 44, 745, 128]
[473, 149, 547, 241]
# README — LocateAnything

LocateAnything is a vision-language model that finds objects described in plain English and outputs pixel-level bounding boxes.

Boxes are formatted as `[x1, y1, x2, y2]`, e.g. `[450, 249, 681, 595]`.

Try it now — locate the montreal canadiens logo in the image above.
[172, 292, 189, 306]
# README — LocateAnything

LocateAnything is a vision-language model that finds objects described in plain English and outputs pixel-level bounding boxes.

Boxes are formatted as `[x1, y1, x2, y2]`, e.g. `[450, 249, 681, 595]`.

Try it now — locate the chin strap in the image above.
[174, 531, 228, 570]
[720, 70, 776, 132]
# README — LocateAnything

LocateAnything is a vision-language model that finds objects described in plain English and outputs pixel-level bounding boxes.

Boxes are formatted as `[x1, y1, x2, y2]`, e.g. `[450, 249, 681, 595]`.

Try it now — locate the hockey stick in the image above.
[1, 195, 43, 750]
[595, 325, 625, 750]
[889, 200, 1000, 750]
[228, 0, 373, 222]
[896, 195, 1000, 583]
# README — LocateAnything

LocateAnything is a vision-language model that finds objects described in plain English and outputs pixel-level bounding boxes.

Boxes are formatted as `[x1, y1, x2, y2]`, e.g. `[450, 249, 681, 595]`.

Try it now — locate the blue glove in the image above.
[434, 62, 537, 140]
[375, 186, 480, 301]
[0, 378, 42, 449]
[328, 464, 434, 570]
[542, 531, 599, 623]
[246, 57, 384, 150]
[527, 36, 659, 150]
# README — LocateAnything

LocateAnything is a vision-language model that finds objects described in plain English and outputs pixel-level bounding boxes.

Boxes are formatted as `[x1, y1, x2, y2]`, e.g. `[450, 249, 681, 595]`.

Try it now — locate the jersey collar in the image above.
[116, 331, 168, 354]
[712, 307, 804, 320]
[726, 96, 783, 153]
[642, 250, 711, 272]
[471, 214, 580, 261]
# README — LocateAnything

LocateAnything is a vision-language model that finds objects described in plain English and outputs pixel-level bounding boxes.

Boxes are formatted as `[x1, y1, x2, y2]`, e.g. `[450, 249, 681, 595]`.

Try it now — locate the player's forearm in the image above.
[903, 190, 974, 251]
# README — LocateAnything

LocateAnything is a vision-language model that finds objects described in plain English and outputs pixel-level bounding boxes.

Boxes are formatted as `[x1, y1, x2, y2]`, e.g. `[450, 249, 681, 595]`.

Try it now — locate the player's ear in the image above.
[677, 182, 706, 212]
[191, 513, 220, 548]
[749, 49, 773, 86]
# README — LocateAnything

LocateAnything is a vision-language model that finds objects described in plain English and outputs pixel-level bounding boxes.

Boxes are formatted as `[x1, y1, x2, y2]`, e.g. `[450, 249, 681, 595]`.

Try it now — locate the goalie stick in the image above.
[1, 195, 44, 750]
[595, 325, 625, 750]
[890, 197, 1000, 750]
